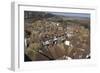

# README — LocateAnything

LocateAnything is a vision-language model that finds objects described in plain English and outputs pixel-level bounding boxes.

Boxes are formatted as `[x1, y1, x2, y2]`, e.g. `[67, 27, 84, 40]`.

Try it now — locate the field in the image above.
[24, 11, 90, 61]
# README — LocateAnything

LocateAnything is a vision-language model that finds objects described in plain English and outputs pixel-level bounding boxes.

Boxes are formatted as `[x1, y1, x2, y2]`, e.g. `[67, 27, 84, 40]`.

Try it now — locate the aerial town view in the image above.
[24, 11, 90, 61]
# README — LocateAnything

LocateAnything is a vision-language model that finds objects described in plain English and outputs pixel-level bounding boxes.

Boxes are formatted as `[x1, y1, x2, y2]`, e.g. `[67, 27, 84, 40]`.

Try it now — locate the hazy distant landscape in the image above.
[24, 11, 90, 61]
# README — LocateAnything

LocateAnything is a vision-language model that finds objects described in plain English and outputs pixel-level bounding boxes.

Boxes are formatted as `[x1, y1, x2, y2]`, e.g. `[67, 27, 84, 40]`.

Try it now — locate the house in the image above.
[64, 40, 70, 46]
[42, 40, 50, 46]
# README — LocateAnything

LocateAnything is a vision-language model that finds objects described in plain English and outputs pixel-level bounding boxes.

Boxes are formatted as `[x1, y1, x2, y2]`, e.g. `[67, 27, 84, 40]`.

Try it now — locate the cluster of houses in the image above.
[24, 18, 90, 61]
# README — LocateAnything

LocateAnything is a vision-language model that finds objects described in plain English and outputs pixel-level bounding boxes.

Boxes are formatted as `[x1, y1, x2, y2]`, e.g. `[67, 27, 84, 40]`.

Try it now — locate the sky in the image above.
[51, 12, 90, 18]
